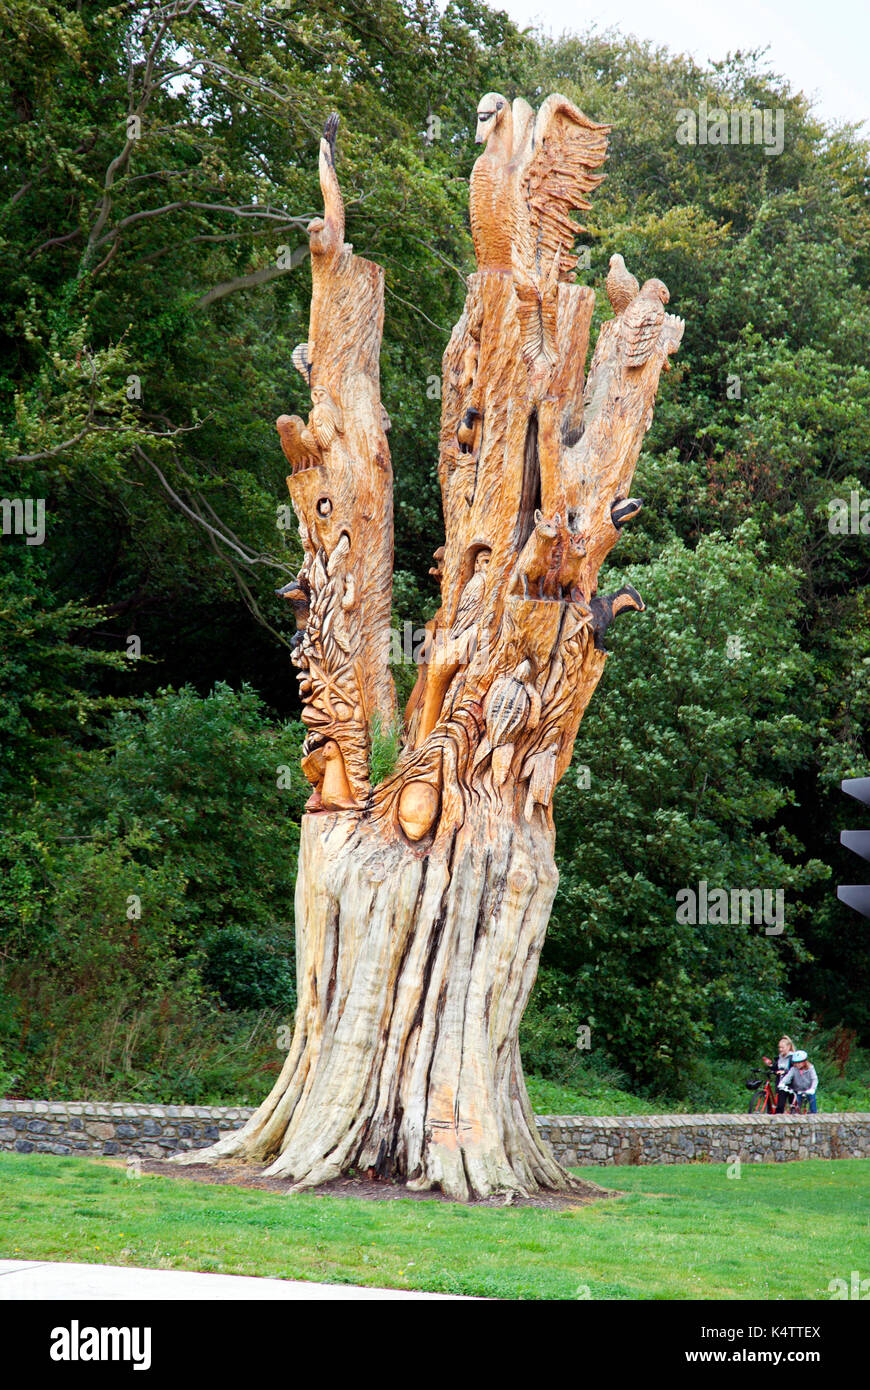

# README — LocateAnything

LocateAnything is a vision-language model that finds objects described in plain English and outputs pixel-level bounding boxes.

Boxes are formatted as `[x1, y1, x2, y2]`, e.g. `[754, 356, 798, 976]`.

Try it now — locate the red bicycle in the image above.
[745, 1057, 800, 1114]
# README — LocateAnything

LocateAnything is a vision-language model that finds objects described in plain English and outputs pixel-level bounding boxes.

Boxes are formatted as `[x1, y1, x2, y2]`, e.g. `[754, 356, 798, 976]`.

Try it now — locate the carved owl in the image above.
[606, 254, 639, 315]
[450, 563, 487, 638]
[621, 279, 670, 368]
[310, 387, 344, 448]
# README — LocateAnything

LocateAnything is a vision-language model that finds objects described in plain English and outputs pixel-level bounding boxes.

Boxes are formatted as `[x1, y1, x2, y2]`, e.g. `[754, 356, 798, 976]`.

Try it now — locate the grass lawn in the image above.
[1, 1154, 868, 1299]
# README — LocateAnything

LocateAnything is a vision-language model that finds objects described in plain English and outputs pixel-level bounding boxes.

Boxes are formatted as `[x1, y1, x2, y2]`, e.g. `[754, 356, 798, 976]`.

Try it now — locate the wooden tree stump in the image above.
[177, 96, 684, 1199]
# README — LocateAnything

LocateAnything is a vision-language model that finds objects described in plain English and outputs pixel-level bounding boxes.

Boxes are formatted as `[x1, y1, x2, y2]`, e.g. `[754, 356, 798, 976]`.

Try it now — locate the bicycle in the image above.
[746, 1056, 779, 1113]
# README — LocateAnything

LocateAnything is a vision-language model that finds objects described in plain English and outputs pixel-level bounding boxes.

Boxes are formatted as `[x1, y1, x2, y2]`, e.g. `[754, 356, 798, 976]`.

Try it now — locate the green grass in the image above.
[1, 1154, 868, 1299]
[525, 1075, 668, 1115]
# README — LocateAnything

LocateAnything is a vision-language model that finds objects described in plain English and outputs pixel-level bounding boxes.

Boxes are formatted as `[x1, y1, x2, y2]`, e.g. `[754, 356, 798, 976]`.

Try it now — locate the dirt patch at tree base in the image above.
[133, 1158, 618, 1209]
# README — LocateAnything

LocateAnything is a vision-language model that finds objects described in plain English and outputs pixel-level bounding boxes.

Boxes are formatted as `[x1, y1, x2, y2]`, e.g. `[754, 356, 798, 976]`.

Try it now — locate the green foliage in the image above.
[368, 710, 403, 786]
[0, 685, 304, 1098]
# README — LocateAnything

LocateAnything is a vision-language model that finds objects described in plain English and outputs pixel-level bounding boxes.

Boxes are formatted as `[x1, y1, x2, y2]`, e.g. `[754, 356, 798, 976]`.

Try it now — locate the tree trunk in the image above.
[176, 99, 683, 1199]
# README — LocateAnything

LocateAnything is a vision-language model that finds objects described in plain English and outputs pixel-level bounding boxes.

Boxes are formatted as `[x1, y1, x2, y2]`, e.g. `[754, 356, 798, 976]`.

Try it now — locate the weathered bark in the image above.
[176, 98, 684, 1199]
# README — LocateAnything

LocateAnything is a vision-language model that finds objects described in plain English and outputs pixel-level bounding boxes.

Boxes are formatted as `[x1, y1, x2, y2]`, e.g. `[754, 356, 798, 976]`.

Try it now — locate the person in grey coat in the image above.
[779, 1050, 818, 1113]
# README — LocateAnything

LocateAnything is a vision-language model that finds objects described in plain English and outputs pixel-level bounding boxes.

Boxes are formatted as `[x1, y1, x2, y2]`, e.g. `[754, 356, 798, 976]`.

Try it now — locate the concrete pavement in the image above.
[0, 1259, 470, 1300]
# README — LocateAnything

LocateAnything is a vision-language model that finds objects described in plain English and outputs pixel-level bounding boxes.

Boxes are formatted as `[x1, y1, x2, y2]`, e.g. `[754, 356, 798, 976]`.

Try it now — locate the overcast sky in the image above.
[498, 0, 868, 129]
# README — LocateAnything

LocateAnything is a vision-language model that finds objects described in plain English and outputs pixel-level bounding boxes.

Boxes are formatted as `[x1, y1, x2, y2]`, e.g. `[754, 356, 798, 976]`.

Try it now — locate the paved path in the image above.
[0, 1259, 469, 1300]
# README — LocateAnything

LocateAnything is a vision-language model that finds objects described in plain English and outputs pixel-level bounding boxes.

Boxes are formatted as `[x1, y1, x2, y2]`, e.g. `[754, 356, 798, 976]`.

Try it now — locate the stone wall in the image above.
[2, 1100, 869, 1166]
[534, 1113, 870, 1165]
[0, 1101, 250, 1159]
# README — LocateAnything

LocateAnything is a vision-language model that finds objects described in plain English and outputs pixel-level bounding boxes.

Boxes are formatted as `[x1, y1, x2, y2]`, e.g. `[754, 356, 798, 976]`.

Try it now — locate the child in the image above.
[773, 1036, 795, 1114]
[778, 1050, 818, 1113]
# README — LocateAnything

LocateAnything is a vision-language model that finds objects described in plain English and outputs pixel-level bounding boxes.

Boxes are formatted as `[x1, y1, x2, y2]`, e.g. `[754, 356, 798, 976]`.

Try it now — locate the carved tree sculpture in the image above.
[181, 97, 684, 1200]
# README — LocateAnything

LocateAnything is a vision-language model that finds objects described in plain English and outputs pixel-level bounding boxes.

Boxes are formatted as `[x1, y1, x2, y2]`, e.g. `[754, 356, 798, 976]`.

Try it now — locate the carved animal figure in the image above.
[557, 529, 587, 602]
[275, 576, 310, 626]
[291, 342, 312, 383]
[276, 413, 320, 473]
[590, 584, 645, 652]
[302, 738, 356, 812]
[517, 509, 561, 599]
[611, 497, 643, 530]
[457, 407, 482, 454]
[606, 253, 639, 315]
[450, 549, 490, 638]
[472, 660, 542, 785]
[470, 93, 608, 279]
[310, 386, 344, 448]
[621, 279, 670, 368]
[429, 545, 445, 584]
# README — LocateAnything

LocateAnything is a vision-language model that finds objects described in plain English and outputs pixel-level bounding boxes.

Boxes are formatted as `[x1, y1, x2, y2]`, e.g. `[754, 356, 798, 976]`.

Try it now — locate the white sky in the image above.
[498, 0, 868, 129]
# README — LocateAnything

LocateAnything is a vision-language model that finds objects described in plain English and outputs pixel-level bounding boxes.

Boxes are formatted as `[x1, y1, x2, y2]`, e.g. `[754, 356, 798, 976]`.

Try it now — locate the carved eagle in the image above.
[276, 413, 320, 473]
[470, 92, 609, 280]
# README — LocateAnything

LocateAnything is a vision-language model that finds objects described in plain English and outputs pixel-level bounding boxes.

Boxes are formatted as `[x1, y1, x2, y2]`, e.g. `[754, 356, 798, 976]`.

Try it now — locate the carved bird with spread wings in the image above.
[470, 93, 609, 281]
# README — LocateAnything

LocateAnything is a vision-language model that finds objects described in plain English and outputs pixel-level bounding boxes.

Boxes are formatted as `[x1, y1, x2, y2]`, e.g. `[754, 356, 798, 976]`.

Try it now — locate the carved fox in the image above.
[557, 529, 588, 603]
[517, 509, 561, 598]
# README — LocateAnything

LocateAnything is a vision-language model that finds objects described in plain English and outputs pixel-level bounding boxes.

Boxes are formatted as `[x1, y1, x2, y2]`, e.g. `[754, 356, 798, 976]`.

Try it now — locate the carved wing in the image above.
[521, 95, 609, 280]
[621, 295, 666, 367]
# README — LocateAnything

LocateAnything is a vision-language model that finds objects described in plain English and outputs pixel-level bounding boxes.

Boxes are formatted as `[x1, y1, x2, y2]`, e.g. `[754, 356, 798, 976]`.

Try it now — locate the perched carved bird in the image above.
[590, 584, 645, 652]
[472, 660, 541, 786]
[276, 413, 320, 473]
[621, 279, 670, 368]
[291, 342, 312, 383]
[611, 497, 643, 530]
[450, 549, 490, 638]
[606, 254, 639, 315]
[302, 738, 355, 812]
[470, 92, 609, 280]
[457, 406, 482, 454]
[309, 386, 344, 448]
